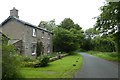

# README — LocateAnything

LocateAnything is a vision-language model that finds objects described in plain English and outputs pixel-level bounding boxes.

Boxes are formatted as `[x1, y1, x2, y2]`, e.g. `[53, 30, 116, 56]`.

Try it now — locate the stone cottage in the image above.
[0, 7, 53, 57]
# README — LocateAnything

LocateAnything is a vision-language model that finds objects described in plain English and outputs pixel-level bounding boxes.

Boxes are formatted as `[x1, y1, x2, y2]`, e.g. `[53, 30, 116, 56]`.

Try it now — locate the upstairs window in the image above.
[32, 28, 36, 37]
[42, 31, 44, 34]
[48, 33, 50, 40]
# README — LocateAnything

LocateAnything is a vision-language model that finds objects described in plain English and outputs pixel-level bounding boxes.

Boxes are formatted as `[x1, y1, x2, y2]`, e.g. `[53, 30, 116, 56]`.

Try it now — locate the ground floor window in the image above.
[47, 44, 50, 54]
[32, 44, 36, 56]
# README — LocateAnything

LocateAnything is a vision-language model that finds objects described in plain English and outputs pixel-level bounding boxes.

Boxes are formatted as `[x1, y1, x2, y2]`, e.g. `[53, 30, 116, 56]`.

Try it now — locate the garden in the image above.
[20, 53, 82, 78]
[2, 43, 82, 79]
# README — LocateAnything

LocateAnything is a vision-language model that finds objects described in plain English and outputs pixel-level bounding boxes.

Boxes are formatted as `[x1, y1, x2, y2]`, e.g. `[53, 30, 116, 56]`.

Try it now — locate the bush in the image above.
[36, 55, 50, 67]
[108, 52, 118, 57]
[68, 52, 78, 55]
[53, 27, 82, 53]
[22, 62, 36, 67]
[22, 56, 35, 62]
[2, 44, 22, 79]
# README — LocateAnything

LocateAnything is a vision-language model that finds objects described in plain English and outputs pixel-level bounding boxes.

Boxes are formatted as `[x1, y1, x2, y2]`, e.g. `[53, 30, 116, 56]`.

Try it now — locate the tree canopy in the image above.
[95, 2, 120, 54]
[53, 18, 83, 53]
[38, 19, 57, 31]
[59, 18, 82, 30]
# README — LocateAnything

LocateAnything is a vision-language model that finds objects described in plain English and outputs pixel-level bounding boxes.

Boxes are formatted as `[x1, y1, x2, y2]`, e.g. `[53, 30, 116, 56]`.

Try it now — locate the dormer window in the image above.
[32, 28, 36, 37]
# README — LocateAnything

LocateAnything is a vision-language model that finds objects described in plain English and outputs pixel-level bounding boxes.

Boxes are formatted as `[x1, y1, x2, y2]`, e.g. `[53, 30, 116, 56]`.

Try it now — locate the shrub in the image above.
[108, 52, 118, 57]
[36, 41, 44, 57]
[2, 44, 22, 79]
[22, 56, 35, 62]
[22, 62, 36, 67]
[68, 52, 78, 55]
[36, 55, 50, 67]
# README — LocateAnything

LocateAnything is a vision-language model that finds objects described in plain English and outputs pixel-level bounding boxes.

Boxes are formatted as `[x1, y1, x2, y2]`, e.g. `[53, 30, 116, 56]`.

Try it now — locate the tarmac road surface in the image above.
[74, 52, 119, 78]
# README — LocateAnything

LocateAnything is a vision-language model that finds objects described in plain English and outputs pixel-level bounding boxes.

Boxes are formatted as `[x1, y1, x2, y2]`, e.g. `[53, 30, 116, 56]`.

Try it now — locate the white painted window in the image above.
[32, 45, 36, 56]
[32, 29, 36, 37]
[47, 44, 50, 54]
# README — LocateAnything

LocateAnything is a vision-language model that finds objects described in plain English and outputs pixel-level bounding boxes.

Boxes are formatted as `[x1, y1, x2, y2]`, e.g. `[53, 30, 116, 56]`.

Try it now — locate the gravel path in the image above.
[74, 52, 119, 78]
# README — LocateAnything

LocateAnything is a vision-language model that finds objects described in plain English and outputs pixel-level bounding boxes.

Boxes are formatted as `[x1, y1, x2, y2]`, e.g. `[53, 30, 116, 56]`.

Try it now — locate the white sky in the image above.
[0, 0, 105, 30]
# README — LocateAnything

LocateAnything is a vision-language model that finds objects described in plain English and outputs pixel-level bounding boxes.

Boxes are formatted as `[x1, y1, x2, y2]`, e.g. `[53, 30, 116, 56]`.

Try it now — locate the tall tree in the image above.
[95, 2, 120, 54]
[85, 28, 99, 39]
[53, 27, 80, 53]
[38, 19, 57, 31]
[59, 18, 82, 30]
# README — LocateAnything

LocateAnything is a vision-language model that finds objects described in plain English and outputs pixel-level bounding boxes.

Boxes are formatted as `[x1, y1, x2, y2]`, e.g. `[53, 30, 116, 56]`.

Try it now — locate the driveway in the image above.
[74, 52, 119, 78]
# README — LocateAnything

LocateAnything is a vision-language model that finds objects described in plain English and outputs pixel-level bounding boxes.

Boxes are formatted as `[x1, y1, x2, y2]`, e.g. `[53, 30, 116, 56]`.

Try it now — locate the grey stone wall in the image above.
[1, 19, 53, 57]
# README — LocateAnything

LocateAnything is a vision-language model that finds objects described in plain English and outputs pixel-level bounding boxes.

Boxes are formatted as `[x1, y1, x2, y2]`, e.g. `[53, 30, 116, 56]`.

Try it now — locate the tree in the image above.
[85, 28, 99, 39]
[69, 28, 84, 46]
[53, 27, 79, 53]
[59, 18, 82, 30]
[59, 18, 75, 30]
[81, 27, 116, 52]
[93, 36, 116, 52]
[38, 19, 57, 31]
[74, 24, 82, 30]
[95, 2, 120, 54]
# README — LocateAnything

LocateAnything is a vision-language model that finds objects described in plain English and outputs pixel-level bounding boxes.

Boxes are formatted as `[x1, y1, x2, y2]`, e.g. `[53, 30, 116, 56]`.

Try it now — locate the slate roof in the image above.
[0, 16, 52, 34]
[0, 32, 10, 39]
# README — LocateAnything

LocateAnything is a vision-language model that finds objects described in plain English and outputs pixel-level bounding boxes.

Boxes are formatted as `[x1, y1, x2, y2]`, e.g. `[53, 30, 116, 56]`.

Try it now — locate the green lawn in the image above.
[20, 53, 82, 78]
[87, 51, 119, 62]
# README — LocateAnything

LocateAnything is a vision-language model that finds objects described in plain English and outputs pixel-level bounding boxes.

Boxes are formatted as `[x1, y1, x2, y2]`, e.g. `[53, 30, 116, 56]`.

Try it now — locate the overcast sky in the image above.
[0, 0, 105, 30]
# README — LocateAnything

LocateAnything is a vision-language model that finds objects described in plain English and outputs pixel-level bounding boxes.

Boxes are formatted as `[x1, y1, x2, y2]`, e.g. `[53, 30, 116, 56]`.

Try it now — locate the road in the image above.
[74, 52, 119, 78]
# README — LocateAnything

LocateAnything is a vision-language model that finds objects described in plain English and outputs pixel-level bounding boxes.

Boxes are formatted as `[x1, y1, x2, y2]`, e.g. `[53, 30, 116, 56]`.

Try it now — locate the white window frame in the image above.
[32, 45, 36, 56]
[32, 28, 36, 37]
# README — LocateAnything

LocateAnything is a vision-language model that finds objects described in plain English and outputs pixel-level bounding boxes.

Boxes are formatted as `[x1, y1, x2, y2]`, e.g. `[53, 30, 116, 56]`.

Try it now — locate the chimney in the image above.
[10, 7, 19, 18]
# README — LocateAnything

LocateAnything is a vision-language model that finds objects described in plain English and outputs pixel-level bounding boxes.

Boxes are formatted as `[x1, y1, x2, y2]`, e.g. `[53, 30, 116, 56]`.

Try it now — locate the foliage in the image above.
[59, 18, 82, 30]
[95, 2, 120, 54]
[36, 55, 50, 67]
[38, 19, 57, 31]
[93, 36, 116, 52]
[59, 18, 75, 30]
[47, 52, 58, 58]
[21, 56, 35, 62]
[80, 38, 95, 51]
[53, 27, 80, 53]
[84, 28, 99, 39]
[70, 28, 84, 45]
[22, 62, 36, 67]
[87, 51, 119, 62]
[53, 18, 83, 53]
[81, 27, 116, 52]
[1, 34, 9, 44]
[36, 41, 44, 57]
[20, 53, 82, 78]
[2, 44, 22, 79]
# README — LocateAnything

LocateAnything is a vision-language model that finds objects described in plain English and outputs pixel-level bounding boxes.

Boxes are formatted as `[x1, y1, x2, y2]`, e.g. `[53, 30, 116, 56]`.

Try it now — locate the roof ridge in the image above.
[1, 16, 52, 33]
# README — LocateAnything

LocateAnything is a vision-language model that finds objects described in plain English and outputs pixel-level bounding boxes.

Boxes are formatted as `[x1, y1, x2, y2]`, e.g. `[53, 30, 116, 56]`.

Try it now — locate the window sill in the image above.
[32, 53, 36, 56]
[32, 35, 37, 37]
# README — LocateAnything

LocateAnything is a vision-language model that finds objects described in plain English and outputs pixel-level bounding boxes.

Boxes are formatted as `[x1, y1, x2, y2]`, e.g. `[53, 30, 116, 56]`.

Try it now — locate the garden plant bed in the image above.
[20, 53, 82, 78]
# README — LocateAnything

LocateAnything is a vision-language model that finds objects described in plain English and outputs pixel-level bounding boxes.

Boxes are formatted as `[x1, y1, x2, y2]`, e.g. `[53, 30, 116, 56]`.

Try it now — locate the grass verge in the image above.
[87, 51, 120, 62]
[20, 53, 82, 78]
